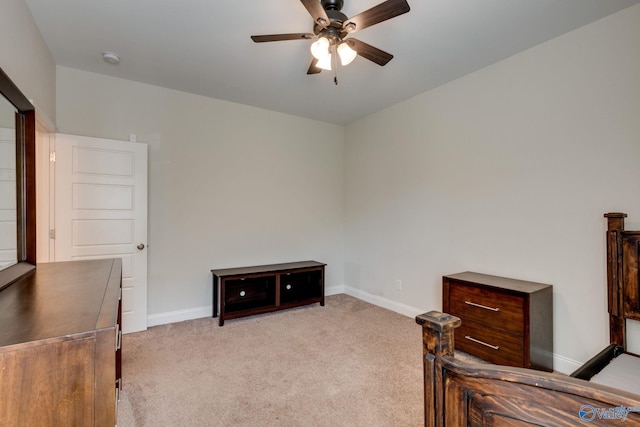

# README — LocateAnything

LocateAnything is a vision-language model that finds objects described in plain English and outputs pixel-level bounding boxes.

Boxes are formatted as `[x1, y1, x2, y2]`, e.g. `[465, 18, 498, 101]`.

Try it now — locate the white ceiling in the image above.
[25, 0, 640, 125]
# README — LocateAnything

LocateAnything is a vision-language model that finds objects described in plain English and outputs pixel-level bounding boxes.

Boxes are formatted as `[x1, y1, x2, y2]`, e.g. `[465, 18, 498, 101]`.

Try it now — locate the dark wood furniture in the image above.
[416, 311, 640, 426]
[0, 66, 36, 291]
[606, 213, 639, 348]
[416, 213, 640, 426]
[571, 212, 640, 380]
[0, 68, 124, 426]
[443, 271, 553, 371]
[0, 258, 123, 426]
[212, 260, 325, 326]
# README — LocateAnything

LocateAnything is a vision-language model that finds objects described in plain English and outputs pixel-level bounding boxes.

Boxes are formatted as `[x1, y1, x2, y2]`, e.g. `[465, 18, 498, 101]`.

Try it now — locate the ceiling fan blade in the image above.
[307, 59, 322, 74]
[251, 33, 314, 43]
[343, 0, 410, 33]
[300, 0, 330, 28]
[346, 38, 393, 66]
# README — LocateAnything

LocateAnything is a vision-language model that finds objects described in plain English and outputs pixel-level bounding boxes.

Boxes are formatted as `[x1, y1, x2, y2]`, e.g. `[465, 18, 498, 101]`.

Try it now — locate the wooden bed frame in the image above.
[416, 213, 640, 426]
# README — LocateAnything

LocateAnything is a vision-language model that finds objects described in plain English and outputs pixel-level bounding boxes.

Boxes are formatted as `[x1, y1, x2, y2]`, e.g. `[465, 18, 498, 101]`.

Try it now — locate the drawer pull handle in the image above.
[115, 324, 122, 351]
[286, 284, 292, 290]
[465, 335, 500, 350]
[240, 290, 246, 297]
[465, 301, 500, 312]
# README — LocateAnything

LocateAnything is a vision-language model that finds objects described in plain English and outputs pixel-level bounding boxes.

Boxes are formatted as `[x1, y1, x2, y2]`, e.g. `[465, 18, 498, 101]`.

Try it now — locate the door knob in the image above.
[137, 243, 145, 250]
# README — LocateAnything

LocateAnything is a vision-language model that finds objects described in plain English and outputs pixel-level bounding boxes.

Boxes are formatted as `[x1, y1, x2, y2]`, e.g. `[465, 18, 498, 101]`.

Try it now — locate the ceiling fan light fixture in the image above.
[316, 54, 332, 71]
[337, 42, 357, 66]
[310, 37, 330, 60]
[251, 0, 411, 78]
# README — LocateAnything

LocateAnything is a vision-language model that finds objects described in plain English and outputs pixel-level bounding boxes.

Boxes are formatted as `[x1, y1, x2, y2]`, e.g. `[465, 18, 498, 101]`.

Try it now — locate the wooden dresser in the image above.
[0, 259, 122, 426]
[443, 271, 553, 371]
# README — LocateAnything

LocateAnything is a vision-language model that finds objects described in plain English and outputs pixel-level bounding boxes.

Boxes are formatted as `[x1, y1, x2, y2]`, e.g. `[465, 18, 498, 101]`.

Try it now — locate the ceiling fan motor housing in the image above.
[321, 0, 344, 11]
[314, 8, 349, 40]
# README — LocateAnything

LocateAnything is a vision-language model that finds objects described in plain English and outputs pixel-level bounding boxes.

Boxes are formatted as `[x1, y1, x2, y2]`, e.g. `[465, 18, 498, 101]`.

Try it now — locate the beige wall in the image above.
[33, 1, 640, 370]
[56, 67, 345, 319]
[344, 4, 640, 372]
[0, 0, 56, 122]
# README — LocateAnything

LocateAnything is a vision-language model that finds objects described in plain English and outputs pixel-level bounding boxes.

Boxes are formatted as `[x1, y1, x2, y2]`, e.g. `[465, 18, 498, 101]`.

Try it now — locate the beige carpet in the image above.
[117, 294, 425, 427]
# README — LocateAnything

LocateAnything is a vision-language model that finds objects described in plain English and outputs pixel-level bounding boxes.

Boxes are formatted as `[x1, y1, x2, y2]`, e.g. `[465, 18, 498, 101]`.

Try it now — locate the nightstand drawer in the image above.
[443, 272, 553, 371]
[456, 321, 524, 367]
[448, 282, 525, 333]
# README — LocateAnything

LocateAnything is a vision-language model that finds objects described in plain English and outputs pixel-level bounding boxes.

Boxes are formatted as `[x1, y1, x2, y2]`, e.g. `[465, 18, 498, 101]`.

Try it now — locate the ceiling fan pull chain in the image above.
[333, 45, 339, 85]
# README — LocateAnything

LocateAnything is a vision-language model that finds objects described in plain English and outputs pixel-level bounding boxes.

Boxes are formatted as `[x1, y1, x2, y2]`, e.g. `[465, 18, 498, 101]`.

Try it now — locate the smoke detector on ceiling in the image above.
[102, 51, 120, 65]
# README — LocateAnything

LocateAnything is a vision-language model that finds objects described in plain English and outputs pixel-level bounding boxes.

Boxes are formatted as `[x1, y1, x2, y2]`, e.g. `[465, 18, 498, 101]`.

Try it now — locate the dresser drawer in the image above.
[443, 272, 553, 371]
[456, 321, 524, 367]
[448, 282, 525, 334]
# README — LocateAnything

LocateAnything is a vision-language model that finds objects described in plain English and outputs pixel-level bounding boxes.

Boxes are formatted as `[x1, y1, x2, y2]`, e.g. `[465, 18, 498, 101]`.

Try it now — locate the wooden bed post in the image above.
[416, 311, 461, 427]
[605, 212, 626, 347]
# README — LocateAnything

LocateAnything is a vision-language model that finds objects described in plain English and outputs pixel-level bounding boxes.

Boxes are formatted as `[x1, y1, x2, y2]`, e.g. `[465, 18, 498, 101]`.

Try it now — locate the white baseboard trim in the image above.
[325, 284, 345, 296]
[342, 285, 426, 318]
[145, 285, 422, 327]
[339, 286, 580, 374]
[553, 353, 583, 375]
[147, 285, 346, 327]
[147, 305, 212, 327]
[145, 286, 579, 374]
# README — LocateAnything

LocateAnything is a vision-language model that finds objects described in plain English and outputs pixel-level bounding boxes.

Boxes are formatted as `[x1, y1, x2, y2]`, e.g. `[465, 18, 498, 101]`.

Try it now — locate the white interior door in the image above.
[55, 133, 148, 333]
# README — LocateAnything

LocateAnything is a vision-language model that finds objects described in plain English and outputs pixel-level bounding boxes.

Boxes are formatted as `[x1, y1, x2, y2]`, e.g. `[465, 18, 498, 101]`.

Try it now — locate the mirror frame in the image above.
[0, 67, 36, 291]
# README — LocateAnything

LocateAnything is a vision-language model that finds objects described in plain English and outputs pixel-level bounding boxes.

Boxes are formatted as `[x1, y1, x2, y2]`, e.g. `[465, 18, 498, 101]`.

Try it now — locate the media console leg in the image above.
[212, 275, 219, 318]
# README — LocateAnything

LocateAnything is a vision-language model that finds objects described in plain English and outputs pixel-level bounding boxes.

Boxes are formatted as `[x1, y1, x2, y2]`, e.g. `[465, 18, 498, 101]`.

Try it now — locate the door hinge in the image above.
[49, 229, 55, 240]
[49, 151, 56, 162]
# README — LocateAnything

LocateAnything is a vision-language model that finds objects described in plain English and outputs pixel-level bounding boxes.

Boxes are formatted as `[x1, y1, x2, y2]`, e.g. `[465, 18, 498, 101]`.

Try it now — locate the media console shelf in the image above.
[212, 261, 325, 326]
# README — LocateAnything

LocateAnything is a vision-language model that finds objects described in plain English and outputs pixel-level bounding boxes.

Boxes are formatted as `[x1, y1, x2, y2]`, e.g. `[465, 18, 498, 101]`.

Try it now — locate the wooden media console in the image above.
[211, 260, 325, 326]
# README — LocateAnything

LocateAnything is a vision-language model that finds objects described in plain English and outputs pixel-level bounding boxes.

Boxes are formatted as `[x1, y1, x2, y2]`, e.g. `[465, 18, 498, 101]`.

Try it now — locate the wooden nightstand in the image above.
[443, 271, 553, 371]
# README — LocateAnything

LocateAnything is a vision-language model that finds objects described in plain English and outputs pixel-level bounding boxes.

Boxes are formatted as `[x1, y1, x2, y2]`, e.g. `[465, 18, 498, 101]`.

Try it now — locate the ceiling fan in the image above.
[251, 0, 410, 76]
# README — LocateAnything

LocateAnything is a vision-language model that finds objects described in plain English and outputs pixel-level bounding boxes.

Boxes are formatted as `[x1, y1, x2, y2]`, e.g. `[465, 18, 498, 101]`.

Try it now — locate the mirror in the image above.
[0, 95, 17, 270]
[0, 67, 36, 291]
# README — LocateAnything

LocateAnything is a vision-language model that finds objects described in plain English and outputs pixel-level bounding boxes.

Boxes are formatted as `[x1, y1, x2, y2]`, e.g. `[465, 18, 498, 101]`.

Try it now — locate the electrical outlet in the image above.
[394, 279, 402, 290]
